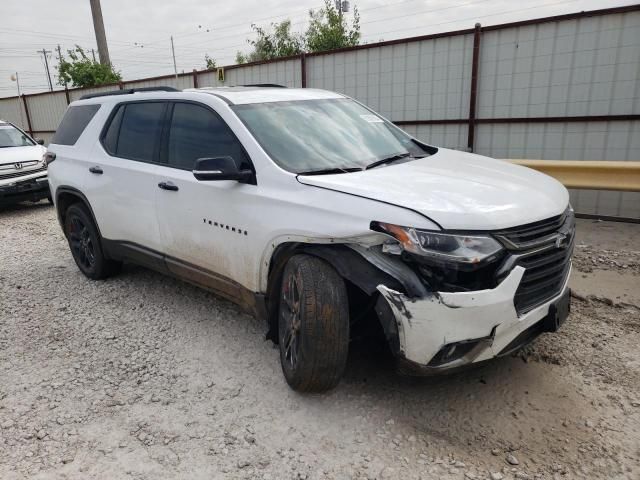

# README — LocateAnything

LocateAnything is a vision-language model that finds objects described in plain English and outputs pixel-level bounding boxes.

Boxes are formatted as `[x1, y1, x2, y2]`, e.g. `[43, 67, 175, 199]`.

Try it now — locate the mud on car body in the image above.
[47, 86, 574, 392]
[0, 120, 49, 205]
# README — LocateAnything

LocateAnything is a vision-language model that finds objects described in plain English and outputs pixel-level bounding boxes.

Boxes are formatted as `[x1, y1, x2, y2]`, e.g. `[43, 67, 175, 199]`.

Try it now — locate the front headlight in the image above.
[372, 221, 503, 265]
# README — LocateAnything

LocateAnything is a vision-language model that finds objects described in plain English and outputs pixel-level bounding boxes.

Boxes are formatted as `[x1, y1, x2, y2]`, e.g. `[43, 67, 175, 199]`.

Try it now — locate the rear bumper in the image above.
[0, 175, 50, 204]
[377, 264, 571, 373]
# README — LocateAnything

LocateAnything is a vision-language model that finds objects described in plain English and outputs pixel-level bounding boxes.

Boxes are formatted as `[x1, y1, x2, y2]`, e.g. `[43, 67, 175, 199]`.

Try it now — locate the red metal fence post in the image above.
[301, 53, 307, 88]
[193, 69, 199, 88]
[64, 86, 70, 105]
[467, 23, 482, 152]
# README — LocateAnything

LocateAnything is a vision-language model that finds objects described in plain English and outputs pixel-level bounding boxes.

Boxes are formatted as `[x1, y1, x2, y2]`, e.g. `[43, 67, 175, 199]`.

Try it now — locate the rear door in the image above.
[86, 101, 166, 254]
[154, 101, 257, 291]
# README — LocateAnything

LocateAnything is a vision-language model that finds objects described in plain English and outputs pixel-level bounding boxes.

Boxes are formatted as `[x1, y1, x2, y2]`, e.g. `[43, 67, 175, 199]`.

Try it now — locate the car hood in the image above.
[297, 148, 569, 231]
[0, 145, 46, 165]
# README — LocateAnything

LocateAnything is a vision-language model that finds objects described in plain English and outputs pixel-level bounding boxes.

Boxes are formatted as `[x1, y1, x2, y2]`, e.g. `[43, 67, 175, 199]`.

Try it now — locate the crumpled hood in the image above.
[0, 145, 46, 165]
[297, 148, 569, 231]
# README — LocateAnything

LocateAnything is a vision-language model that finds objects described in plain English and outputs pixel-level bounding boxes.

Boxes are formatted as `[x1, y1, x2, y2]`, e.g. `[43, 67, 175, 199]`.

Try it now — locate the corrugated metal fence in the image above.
[1, 5, 638, 218]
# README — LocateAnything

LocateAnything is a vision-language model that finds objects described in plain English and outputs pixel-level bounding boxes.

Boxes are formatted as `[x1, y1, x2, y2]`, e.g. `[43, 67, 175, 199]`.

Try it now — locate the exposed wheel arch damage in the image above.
[263, 242, 426, 347]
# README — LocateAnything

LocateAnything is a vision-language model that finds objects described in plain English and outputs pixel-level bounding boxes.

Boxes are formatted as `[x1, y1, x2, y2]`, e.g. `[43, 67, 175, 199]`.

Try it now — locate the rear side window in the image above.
[166, 103, 249, 170]
[103, 102, 166, 162]
[102, 104, 124, 154]
[52, 104, 100, 145]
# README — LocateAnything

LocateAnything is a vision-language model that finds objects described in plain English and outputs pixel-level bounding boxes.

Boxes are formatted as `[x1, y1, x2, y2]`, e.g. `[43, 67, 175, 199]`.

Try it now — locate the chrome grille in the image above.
[495, 209, 575, 315]
[0, 165, 47, 181]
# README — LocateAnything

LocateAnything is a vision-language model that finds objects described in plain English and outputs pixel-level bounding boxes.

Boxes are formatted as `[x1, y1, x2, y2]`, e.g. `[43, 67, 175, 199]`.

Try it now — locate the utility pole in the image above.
[37, 49, 53, 91]
[10, 73, 25, 126]
[89, 0, 111, 66]
[171, 36, 178, 78]
[10, 72, 22, 96]
[57, 44, 67, 88]
[335, 1, 350, 20]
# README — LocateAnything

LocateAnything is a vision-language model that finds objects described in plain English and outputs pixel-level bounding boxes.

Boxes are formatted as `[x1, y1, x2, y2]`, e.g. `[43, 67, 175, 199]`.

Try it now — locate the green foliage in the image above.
[235, 51, 250, 64]
[305, 0, 360, 52]
[57, 45, 121, 88]
[236, 20, 303, 64]
[235, 2, 360, 63]
[205, 54, 216, 69]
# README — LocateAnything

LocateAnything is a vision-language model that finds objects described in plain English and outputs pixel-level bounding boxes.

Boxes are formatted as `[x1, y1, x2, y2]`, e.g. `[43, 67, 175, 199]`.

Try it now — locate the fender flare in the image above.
[54, 186, 103, 238]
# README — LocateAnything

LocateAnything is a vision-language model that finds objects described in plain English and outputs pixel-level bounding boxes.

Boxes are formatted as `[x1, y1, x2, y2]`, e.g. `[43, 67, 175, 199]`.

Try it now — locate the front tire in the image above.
[278, 254, 350, 392]
[64, 204, 120, 280]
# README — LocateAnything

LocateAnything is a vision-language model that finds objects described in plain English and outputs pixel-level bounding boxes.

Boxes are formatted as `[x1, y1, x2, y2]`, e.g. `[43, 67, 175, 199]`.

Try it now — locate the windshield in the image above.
[232, 98, 429, 174]
[0, 124, 35, 148]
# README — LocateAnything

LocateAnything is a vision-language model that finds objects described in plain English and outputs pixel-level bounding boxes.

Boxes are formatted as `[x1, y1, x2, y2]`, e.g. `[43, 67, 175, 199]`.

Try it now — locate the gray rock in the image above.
[506, 453, 519, 465]
[62, 453, 75, 464]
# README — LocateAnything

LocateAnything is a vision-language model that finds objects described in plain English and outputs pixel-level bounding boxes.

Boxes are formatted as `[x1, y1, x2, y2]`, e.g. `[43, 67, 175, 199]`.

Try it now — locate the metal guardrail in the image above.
[508, 160, 640, 192]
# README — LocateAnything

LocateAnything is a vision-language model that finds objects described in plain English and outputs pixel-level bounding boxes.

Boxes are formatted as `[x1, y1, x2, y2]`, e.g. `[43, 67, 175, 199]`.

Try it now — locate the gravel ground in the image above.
[1, 203, 639, 480]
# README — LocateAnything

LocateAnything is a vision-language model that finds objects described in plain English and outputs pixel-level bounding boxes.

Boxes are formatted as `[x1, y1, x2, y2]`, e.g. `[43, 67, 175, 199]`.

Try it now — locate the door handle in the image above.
[158, 181, 179, 191]
[89, 166, 103, 174]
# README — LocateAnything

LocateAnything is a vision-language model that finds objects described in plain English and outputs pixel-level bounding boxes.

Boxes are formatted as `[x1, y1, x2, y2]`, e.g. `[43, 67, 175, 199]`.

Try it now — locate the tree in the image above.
[236, 20, 303, 64]
[57, 45, 121, 88]
[305, 0, 360, 53]
[204, 54, 216, 70]
[235, 2, 360, 64]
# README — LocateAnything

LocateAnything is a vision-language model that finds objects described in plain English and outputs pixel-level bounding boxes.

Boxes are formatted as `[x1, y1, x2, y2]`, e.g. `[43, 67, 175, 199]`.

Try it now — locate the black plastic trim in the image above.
[100, 239, 260, 317]
[79, 86, 179, 100]
[54, 186, 102, 237]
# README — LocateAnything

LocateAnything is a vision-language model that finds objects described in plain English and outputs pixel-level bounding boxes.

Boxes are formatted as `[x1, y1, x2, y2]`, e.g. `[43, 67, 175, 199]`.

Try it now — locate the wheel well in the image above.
[55, 190, 99, 237]
[264, 242, 403, 343]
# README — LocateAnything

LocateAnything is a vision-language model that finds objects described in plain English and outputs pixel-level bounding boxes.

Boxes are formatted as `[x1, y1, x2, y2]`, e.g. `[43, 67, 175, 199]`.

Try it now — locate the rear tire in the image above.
[64, 204, 121, 280]
[278, 254, 350, 392]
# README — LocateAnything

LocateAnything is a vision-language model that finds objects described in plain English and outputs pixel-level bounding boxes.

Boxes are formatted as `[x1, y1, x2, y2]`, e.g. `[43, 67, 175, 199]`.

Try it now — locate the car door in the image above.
[154, 101, 258, 294]
[86, 101, 166, 255]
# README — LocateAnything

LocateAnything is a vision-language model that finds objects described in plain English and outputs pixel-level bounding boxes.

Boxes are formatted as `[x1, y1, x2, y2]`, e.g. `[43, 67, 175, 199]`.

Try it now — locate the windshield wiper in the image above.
[297, 167, 363, 176]
[365, 152, 411, 170]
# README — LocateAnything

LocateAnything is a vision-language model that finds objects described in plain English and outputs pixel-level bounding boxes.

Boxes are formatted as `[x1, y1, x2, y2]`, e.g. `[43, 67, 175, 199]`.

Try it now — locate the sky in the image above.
[1, 0, 636, 97]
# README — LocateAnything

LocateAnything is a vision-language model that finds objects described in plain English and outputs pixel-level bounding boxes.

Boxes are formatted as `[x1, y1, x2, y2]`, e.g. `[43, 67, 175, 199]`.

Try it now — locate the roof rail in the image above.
[79, 86, 180, 100]
[241, 84, 287, 88]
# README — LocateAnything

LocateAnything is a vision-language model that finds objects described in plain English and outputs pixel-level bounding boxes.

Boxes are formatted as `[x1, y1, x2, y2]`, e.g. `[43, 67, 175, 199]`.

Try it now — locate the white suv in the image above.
[47, 86, 574, 392]
[0, 120, 49, 205]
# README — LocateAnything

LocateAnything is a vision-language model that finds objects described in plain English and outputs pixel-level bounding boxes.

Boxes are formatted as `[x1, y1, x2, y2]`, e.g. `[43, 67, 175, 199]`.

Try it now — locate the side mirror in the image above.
[35, 138, 45, 145]
[193, 156, 253, 183]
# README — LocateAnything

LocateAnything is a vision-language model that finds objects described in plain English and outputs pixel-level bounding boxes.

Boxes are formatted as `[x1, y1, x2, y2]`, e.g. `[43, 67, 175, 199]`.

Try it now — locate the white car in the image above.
[0, 120, 49, 205]
[47, 86, 574, 392]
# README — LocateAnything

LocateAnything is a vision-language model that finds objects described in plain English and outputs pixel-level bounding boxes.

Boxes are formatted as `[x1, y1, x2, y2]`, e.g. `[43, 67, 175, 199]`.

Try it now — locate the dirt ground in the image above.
[1, 203, 638, 480]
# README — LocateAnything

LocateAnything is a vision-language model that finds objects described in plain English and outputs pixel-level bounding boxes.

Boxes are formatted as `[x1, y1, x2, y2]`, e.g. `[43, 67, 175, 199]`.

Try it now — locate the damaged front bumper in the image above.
[376, 264, 571, 374]
[0, 174, 49, 205]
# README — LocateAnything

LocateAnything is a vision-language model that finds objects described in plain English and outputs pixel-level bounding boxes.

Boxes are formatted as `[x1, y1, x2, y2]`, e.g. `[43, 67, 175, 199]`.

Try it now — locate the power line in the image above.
[36, 49, 53, 92]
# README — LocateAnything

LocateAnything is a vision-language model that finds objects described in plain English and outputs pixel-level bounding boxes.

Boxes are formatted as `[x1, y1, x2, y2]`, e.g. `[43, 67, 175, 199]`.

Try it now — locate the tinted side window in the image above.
[116, 102, 166, 162]
[52, 104, 100, 145]
[167, 103, 248, 171]
[102, 104, 124, 154]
